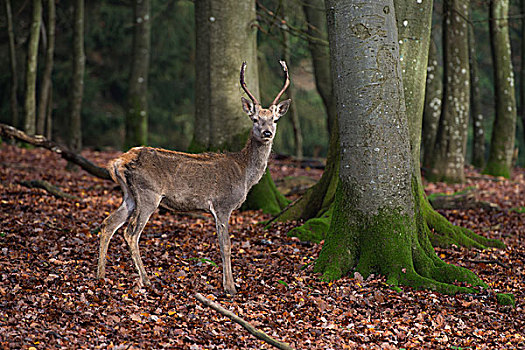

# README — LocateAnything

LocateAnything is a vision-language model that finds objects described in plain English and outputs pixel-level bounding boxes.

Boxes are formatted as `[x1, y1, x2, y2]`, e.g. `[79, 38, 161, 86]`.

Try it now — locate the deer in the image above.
[97, 61, 291, 294]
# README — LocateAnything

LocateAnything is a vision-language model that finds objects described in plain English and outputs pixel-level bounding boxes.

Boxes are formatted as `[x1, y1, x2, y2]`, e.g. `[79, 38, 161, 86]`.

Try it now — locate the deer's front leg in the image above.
[213, 210, 236, 295]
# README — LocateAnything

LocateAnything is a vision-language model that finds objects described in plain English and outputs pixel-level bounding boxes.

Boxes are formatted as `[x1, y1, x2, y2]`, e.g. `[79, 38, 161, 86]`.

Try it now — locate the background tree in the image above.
[522, 0, 525, 147]
[469, 20, 486, 168]
[68, 0, 85, 154]
[192, 0, 287, 214]
[23, 0, 42, 136]
[281, 4, 303, 160]
[37, 0, 56, 137]
[316, 0, 484, 294]
[422, 38, 442, 168]
[428, 0, 471, 183]
[124, 0, 151, 149]
[484, 0, 517, 178]
[396, 0, 502, 250]
[5, 0, 19, 128]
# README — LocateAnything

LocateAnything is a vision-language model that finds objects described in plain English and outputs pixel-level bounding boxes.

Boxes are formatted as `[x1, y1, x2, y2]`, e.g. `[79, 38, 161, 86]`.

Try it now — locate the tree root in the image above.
[194, 293, 294, 350]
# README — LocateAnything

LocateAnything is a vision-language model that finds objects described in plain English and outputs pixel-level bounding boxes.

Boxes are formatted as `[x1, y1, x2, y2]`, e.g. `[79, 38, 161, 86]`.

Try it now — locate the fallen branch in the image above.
[0, 123, 111, 180]
[18, 179, 82, 201]
[428, 188, 500, 211]
[466, 259, 511, 269]
[194, 293, 294, 350]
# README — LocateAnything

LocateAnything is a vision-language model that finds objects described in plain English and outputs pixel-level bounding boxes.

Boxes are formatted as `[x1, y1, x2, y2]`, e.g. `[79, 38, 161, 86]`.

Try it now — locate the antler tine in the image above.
[271, 60, 290, 106]
[240, 61, 260, 106]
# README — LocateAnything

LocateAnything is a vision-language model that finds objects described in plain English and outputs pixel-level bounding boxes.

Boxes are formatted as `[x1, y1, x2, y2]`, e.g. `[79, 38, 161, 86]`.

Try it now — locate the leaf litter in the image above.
[0, 145, 523, 349]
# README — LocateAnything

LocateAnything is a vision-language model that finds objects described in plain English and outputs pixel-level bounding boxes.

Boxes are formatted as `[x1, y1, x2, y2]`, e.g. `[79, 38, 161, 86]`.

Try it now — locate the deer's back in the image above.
[112, 147, 248, 212]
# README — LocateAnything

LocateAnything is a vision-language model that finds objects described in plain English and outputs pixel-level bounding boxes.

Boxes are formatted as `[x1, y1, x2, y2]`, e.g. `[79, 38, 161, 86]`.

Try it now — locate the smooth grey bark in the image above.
[192, 0, 258, 152]
[68, 0, 85, 153]
[5, 0, 19, 128]
[37, 0, 56, 137]
[23, 0, 42, 135]
[484, 0, 516, 178]
[422, 38, 442, 168]
[428, 0, 470, 183]
[468, 22, 486, 168]
[124, 0, 151, 149]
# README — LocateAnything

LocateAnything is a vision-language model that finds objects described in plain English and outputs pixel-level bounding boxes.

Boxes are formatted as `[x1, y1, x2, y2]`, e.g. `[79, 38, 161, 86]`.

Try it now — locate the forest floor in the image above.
[0, 144, 524, 350]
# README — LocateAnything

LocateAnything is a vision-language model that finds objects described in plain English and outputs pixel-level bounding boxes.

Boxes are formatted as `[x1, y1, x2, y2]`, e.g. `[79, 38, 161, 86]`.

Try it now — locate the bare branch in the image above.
[194, 293, 294, 350]
[0, 123, 111, 180]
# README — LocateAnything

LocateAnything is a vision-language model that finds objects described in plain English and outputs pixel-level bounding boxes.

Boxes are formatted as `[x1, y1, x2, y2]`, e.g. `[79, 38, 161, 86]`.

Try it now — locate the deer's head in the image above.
[240, 61, 291, 144]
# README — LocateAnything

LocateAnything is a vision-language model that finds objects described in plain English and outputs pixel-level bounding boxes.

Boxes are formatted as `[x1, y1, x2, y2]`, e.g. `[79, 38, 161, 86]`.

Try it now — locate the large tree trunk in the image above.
[5, 0, 19, 128]
[484, 0, 517, 178]
[68, 0, 85, 154]
[37, 0, 56, 137]
[271, 0, 339, 241]
[23, 0, 42, 136]
[192, 0, 287, 215]
[316, 0, 484, 295]
[397, 0, 502, 250]
[421, 38, 442, 168]
[428, 0, 470, 183]
[469, 21, 486, 168]
[124, 0, 151, 149]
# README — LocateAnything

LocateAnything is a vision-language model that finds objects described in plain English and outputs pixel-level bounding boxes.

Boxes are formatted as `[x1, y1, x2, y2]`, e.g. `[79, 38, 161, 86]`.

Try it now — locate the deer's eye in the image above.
[252, 118, 259, 123]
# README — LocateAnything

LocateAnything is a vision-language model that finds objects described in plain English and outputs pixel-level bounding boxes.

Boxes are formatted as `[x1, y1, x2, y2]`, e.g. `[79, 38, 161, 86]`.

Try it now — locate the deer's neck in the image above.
[239, 132, 273, 189]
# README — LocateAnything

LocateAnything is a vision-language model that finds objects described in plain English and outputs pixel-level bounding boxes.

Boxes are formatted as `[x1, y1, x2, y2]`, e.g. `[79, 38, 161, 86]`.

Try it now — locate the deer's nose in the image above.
[262, 130, 273, 138]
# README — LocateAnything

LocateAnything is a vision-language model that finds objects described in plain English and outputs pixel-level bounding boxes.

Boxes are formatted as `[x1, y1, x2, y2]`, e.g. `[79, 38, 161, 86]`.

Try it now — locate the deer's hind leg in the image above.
[123, 190, 161, 287]
[97, 190, 135, 280]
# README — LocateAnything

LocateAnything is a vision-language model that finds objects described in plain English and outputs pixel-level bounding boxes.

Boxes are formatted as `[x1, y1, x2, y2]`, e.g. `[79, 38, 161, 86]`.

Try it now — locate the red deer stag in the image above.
[97, 61, 290, 294]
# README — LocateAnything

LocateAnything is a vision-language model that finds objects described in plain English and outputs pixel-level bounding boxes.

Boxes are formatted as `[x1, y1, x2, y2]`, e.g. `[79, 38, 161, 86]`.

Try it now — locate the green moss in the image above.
[509, 206, 525, 213]
[287, 206, 332, 243]
[483, 160, 511, 179]
[496, 293, 516, 307]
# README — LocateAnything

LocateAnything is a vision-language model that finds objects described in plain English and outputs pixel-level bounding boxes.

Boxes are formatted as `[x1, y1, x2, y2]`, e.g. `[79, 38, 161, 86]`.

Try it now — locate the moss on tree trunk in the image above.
[316, 0, 491, 295]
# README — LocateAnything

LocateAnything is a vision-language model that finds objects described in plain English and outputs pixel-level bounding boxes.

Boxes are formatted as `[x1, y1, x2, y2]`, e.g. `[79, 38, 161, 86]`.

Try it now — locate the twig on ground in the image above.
[194, 293, 294, 350]
[18, 179, 82, 201]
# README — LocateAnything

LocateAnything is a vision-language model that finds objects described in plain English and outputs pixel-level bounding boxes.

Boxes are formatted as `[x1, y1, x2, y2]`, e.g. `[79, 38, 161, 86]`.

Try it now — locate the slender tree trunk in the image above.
[428, 0, 470, 183]
[5, 0, 19, 128]
[484, 0, 517, 178]
[68, 0, 85, 154]
[469, 21, 486, 168]
[124, 0, 151, 149]
[272, 0, 339, 240]
[23, 0, 42, 136]
[37, 0, 55, 136]
[193, 0, 287, 214]
[316, 0, 484, 295]
[281, 20, 303, 159]
[422, 38, 442, 168]
[302, 0, 336, 134]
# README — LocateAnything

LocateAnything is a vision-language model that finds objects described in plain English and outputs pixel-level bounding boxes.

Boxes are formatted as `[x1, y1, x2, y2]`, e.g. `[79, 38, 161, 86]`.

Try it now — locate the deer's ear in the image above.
[241, 97, 255, 115]
[274, 99, 291, 120]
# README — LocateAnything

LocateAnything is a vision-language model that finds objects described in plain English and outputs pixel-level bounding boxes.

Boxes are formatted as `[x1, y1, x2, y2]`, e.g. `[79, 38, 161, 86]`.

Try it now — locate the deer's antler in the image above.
[271, 60, 290, 106]
[240, 61, 260, 106]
